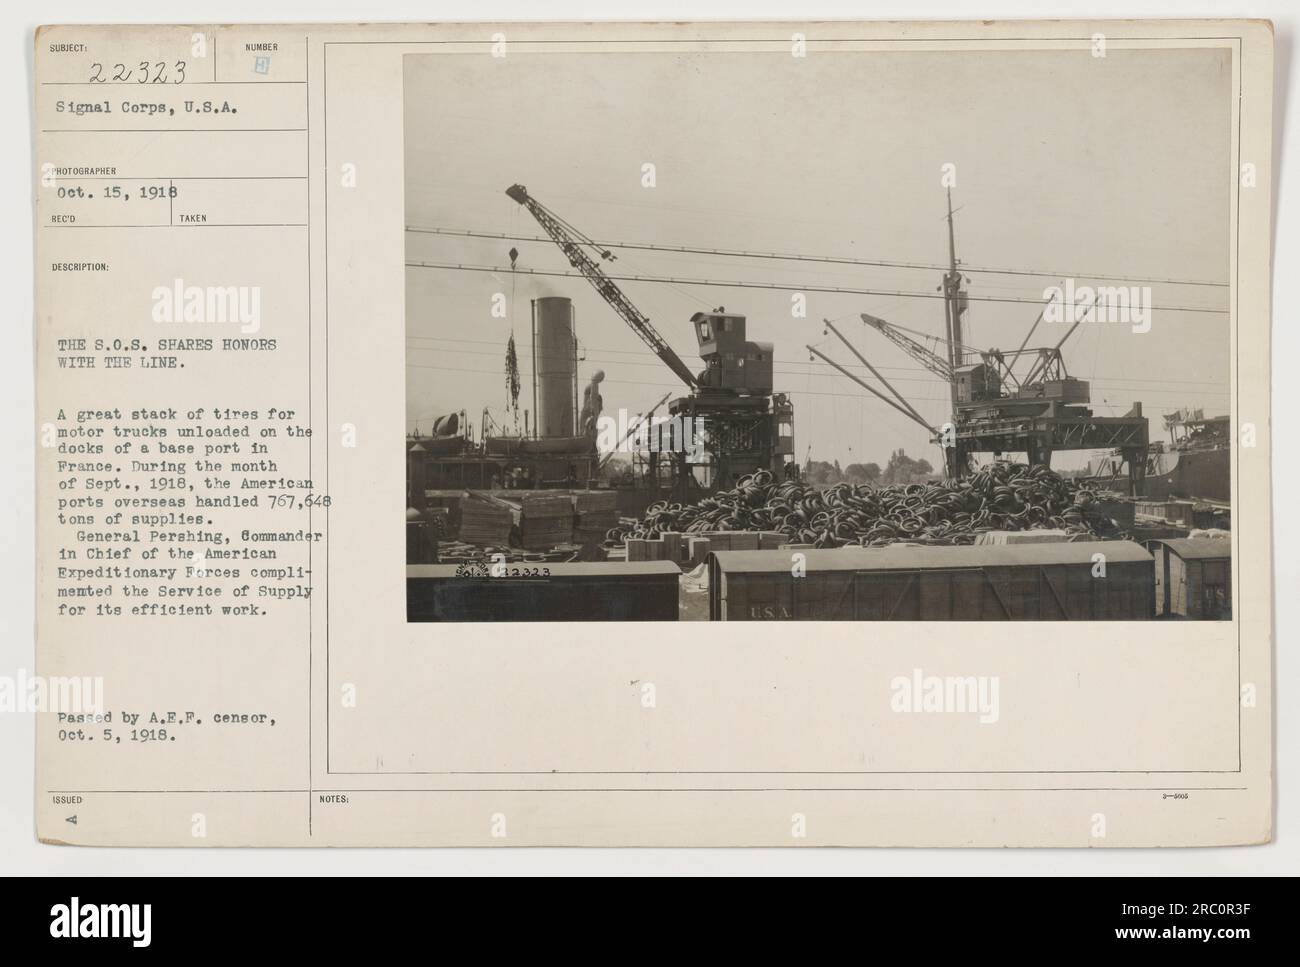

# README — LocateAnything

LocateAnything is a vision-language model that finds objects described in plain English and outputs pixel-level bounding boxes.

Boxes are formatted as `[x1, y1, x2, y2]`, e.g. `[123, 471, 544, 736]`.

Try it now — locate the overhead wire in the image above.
[406, 226, 1229, 288]
[404, 335, 1231, 389]
[406, 261, 1228, 315]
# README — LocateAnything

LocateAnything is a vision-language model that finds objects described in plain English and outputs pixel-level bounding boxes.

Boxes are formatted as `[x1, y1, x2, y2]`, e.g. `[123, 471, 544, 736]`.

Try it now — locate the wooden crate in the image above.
[660, 532, 684, 563]
[686, 537, 712, 566]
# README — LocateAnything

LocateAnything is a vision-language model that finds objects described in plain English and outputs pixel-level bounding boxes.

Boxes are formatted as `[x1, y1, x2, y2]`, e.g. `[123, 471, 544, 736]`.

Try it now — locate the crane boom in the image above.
[506, 184, 699, 390]
[860, 313, 954, 382]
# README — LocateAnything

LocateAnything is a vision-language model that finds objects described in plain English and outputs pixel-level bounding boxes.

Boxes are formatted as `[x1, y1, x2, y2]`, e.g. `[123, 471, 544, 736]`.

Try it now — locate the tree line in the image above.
[804, 448, 935, 487]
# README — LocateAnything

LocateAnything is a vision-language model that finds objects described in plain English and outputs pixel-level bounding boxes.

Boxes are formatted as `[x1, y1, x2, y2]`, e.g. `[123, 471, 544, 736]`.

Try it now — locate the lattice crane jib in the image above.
[505, 184, 699, 390]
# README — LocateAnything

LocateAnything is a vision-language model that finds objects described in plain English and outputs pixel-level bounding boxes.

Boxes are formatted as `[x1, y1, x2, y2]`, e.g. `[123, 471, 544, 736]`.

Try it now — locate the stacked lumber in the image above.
[573, 490, 618, 514]
[458, 493, 513, 547]
[573, 490, 619, 545]
[519, 493, 574, 550]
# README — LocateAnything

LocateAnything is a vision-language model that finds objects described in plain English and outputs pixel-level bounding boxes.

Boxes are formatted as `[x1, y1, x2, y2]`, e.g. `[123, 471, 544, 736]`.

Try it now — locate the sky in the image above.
[404, 46, 1231, 470]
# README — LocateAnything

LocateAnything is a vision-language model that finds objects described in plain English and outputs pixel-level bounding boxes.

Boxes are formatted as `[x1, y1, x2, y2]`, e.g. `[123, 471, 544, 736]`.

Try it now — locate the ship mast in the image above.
[941, 188, 967, 405]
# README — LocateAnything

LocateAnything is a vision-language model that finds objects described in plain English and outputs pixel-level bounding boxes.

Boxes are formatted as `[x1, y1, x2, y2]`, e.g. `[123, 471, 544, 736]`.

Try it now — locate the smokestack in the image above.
[535, 296, 576, 438]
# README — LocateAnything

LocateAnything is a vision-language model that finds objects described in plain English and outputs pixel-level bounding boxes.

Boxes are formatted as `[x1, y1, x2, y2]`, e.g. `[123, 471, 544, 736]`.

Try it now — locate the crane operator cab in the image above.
[691, 310, 774, 395]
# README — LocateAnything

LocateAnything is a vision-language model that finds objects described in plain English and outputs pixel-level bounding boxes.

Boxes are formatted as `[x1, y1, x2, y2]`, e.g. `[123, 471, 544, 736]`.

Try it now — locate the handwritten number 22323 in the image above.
[88, 61, 187, 84]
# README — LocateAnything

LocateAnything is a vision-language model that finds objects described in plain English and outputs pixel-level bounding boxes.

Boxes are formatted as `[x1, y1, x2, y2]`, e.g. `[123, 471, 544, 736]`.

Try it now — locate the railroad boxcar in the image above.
[408, 561, 681, 621]
[708, 541, 1155, 621]
[1144, 538, 1232, 619]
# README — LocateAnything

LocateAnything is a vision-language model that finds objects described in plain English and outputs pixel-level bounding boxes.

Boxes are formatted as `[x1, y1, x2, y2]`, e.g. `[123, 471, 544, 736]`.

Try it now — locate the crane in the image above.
[861, 300, 1085, 401]
[859, 313, 957, 382]
[808, 320, 936, 434]
[810, 192, 1145, 487]
[505, 184, 700, 390]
